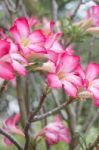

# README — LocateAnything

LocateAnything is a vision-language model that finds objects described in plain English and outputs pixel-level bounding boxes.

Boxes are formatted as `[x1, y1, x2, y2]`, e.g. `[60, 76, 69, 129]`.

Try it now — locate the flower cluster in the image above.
[0, 11, 99, 106]
[0, 5, 99, 148]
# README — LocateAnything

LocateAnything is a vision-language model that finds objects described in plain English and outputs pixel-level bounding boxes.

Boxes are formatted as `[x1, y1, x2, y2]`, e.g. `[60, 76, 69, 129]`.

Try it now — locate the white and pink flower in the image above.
[48, 53, 82, 97]
[77, 63, 99, 106]
[3, 113, 24, 146]
[10, 17, 46, 55]
[0, 39, 14, 80]
[87, 5, 99, 26]
[37, 116, 71, 145]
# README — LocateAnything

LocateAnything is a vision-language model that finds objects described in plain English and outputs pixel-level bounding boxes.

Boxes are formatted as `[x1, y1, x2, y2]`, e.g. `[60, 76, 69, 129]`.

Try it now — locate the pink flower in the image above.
[10, 17, 46, 55]
[65, 46, 75, 55]
[3, 113, 24, 146]
[44, 21, 64, 62]
[0, 39, 14, 80]
[28, 16, 39, 27]
[38, 116, 71, 145]
[7, 38, 27, 76]
[87, 6, 99, 26]
[77, 63, 99, 106]
[48, 53, 82, 97]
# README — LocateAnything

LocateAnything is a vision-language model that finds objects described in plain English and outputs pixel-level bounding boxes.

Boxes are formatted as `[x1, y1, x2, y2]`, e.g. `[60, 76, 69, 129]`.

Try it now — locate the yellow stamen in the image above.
[78, 90, 92, 101]
[57, 72, 65, 80]
[21, 38, 30, 47]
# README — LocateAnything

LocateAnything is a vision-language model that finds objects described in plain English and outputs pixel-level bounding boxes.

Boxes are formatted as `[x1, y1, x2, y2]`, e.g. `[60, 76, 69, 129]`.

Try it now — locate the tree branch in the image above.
[0, 128, 23, 150]
[0, 80, 8, 98]
[24, 86, 48, 150]
[87, 135, 99, 150]
[32, 97, 74, 122]
[71, 0, 82, 20]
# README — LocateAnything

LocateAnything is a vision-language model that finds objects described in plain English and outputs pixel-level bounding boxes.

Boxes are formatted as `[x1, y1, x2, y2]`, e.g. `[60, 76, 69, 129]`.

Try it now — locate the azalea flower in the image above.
[48, 53, 82, 97]
[3, 113, 24, 146]
[0, 39, 14, 80]
[10, 17, 46, 55]
[77, 63, 99, 106]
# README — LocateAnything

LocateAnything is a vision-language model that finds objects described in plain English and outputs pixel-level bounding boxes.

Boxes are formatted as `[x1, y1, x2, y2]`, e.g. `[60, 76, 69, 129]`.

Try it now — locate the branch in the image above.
[24, 86, 48, 150]
[16, 76, 27, 127]
[51, 0, 58, 22]
[32, 97, 74, 122]
[0, 80, 8, 98]
[87, 135, 99, 150]
[0, 128, 23, 150]
[71, 0, 82, 20]
[51, 90, 67, 120]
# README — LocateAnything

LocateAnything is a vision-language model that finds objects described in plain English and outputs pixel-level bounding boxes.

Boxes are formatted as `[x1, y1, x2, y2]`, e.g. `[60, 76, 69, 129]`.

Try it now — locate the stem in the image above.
[87, 135, 99, 150]
[32, 97, 73, 122]
[24, 86, 48, 150]
[0, 128, 23, 150]
[0, 80, 8, 98]
[16, 76, 27, 127]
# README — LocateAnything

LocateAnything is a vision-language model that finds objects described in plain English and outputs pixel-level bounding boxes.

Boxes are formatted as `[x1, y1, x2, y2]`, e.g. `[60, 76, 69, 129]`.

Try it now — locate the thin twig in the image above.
[0, 80, 8, 98]
[87, 135, 99, 150]
[71, 0, 82, 20]
[32, 97, 74, 122]
[0, 128, 23, 150]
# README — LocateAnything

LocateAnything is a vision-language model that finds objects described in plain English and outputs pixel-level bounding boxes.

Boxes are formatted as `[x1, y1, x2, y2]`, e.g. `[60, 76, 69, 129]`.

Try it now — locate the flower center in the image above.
[78, 89, 92, 100]
[21, 38, 30, 47]
[57, 72, 65, 80]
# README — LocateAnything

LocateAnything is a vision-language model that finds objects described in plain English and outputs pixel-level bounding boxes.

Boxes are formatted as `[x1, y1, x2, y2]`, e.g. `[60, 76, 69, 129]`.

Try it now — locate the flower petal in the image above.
[63, 80, 77, 97]
[0, 40, 10, 58]
[91, 79, 99, 89]
[48, 74, 62, 88]
[57, 54, 80, 73]
[49, 41, 64, 53]
[14, 17, 29, 37]
[0, 62, 14, 80]
[29, 44, 46, 53]
[3, 137, 12, 146]
[29, 30, 45, 43]
[12, 60, 27, 76]
[89, 87, 99, 106]
[86, 63, 99, 81]
[45, 32, 62, 49]
[10, 25, 21, 43]
[66, 73, 82, 87]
